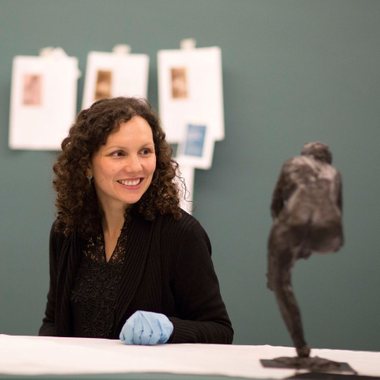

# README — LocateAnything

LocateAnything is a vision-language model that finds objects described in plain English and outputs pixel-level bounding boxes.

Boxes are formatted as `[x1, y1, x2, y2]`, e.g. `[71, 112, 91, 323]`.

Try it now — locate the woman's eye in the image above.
[111, 151, 124, 157]
[141, 148, 152, 155]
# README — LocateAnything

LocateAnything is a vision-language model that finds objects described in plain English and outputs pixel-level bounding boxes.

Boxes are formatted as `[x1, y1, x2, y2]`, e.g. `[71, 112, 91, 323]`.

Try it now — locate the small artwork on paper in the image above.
[94, 70, 112, 101]
[158, 46, 224, 143]
[177, 122, 214, 170]
[183, 124, 206, 157]
[171, 67, 188, 99]
[23, 74, 42, 106]
[82, 51, 149, 109]
[9, 53, 79, 150]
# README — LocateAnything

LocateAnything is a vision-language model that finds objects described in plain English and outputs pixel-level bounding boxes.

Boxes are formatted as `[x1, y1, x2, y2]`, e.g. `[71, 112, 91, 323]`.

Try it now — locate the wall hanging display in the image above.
[82, 45, 149, 109]
[158, 39, 225, 212]
[157, 39, 224, 144]
[9, 47, 80, 150]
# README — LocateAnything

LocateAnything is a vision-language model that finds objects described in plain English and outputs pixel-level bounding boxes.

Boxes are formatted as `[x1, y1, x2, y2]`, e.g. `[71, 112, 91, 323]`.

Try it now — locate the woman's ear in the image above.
[86, 162, 92, 177]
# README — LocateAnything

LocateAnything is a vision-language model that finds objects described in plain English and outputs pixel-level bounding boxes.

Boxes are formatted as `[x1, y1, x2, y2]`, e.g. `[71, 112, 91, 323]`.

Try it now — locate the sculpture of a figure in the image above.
[267, 142, 343, 358]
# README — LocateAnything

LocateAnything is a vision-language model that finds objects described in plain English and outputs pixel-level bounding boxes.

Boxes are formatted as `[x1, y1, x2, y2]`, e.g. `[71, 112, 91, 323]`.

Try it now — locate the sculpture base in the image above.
[261, 356, 356, 374]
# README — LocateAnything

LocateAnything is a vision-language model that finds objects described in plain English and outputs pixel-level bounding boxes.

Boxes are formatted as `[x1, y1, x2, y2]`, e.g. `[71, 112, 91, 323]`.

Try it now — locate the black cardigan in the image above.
[39, 210, 233, 344]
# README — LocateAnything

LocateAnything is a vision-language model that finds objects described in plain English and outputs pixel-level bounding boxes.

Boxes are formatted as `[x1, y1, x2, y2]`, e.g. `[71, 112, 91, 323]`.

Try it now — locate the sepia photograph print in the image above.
[171, 67, 188, 99]
[22, 74, 42, 106]
[94, 70, 112, 101]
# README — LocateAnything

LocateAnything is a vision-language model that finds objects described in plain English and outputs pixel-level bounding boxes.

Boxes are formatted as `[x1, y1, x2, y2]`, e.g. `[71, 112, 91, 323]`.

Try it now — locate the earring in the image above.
[87, 174, 93, 183]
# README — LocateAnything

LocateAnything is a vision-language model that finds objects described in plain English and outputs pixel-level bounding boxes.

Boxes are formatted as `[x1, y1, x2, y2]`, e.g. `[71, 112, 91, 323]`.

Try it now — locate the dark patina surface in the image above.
[265, 142, 348, 372]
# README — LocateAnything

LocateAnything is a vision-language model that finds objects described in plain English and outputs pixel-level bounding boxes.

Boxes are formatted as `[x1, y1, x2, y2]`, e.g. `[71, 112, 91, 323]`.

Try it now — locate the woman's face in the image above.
[89, 116, 156, 213]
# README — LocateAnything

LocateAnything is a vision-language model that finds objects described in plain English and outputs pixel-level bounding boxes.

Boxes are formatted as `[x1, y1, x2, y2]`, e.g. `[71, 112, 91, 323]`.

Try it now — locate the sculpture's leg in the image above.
[268, 226, 310, 358]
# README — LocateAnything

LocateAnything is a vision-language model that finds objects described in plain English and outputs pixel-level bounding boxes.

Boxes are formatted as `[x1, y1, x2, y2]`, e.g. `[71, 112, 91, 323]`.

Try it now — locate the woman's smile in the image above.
[117, 178, 143, 187]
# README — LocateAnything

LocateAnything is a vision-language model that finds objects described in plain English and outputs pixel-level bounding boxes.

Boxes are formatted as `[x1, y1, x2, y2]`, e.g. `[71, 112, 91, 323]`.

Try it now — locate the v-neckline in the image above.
[101, 222, 127, 264]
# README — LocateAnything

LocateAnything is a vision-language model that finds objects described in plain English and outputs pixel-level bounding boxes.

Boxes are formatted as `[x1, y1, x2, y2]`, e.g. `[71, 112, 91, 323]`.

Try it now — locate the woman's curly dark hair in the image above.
[53, 97, 183, 237]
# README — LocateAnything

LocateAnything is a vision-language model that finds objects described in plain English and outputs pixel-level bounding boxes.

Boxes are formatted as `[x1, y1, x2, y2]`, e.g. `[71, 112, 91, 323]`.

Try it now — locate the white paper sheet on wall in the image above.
[82, 49, 149, 110]
[9, 48, 79, 150]
[157, 45, 224, 144]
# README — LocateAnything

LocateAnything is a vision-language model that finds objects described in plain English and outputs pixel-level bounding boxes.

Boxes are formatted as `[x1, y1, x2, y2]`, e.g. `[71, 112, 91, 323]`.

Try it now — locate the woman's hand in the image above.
[119, 310, 173, 345]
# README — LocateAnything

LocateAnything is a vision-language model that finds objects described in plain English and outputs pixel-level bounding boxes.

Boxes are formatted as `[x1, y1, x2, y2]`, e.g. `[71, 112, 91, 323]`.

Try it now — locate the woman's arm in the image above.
[39, 223, 59, 336]
[168, 219, 233, 344]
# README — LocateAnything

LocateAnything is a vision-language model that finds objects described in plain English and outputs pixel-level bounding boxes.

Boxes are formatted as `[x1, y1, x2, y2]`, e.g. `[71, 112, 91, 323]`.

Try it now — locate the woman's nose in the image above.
[124, 155, 142, 172]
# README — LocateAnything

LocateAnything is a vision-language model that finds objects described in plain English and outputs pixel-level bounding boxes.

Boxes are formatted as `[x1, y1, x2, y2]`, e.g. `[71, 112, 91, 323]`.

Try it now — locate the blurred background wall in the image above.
[0, 0, 379, 351]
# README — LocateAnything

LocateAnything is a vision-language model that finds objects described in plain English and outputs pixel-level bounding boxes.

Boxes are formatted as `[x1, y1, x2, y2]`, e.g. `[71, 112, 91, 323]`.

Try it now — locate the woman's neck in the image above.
[101, 208, 126, 262]
[101, 205, 126, 238]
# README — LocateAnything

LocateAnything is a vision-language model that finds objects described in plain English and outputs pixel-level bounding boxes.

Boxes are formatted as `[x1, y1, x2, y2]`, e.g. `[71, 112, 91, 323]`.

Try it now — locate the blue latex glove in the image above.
[119, 310, 173, 345]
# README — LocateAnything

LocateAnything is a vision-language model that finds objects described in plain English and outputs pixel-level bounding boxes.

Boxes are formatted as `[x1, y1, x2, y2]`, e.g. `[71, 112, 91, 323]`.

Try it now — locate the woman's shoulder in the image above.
[155, 209, 209, 241]
[50, 220, 64, 240]
[155, 210, 212, 261]
[50, 219, 83, 248]
[159, 209, 201, 229]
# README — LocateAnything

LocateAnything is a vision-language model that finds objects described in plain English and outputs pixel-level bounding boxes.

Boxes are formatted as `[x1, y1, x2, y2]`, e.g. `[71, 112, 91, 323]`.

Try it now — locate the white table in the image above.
[1, 335, 379, 379]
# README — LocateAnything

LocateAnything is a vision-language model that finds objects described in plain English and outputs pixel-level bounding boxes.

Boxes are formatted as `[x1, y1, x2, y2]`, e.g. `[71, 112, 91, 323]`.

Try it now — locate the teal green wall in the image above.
[1, 0, 379, 352]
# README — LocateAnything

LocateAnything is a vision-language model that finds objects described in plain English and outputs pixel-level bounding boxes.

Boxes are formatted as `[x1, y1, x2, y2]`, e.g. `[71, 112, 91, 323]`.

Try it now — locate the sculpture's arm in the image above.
[336, 172, 343, 212]
[270, 166, 287, 219]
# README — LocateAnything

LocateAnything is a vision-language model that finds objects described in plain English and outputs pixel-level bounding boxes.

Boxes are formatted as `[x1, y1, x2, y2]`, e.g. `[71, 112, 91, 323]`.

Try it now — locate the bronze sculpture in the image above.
[264, 142, 348, 371]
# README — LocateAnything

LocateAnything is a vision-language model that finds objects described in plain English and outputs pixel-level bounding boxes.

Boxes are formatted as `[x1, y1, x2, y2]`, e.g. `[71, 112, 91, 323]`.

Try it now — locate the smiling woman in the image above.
[88, 116, 157, 261]
[89, 116, 157, 227]
[39, 97, 233, 345]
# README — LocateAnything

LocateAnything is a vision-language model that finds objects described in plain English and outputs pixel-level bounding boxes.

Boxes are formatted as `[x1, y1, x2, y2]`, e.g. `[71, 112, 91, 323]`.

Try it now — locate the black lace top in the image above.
[70, 226, 127, 338]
